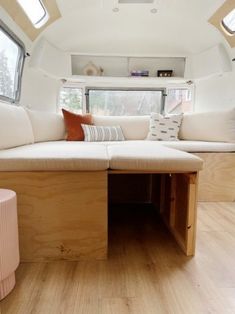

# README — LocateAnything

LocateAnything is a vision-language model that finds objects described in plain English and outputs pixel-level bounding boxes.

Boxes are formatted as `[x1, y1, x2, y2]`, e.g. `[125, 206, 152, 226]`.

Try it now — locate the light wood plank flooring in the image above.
[1, 202, 235, 314]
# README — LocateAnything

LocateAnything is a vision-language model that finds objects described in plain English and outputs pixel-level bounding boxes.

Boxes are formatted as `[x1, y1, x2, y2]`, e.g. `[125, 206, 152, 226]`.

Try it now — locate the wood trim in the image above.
[194, 153, 235, 202]
[209, 0, 235, 48]
[108, 170, 197, 174]
[0, 171, 107, 262]
[1, 0, 61, 41]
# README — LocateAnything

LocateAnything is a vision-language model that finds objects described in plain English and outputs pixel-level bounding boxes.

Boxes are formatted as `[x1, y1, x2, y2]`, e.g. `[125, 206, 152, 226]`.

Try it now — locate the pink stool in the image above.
[0, 189, 19, 300]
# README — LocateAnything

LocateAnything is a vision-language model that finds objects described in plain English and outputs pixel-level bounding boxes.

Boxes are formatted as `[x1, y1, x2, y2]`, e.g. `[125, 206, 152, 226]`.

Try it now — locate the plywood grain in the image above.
[195, 153, 235, 202]
[151, 173, 198, 256]
[0, 171, 107, 262]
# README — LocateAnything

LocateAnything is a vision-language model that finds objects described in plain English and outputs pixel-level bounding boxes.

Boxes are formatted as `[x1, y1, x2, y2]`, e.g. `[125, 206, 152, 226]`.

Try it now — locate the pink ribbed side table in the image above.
[0, 189, 19, 300]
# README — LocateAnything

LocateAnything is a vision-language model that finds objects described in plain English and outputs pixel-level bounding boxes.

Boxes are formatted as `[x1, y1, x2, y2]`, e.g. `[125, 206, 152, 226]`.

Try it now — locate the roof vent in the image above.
[118, 0, 154, 4]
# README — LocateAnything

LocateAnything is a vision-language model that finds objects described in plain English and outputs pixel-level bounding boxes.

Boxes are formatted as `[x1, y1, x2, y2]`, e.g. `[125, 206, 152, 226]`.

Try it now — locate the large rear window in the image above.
[86, 88, 165, 116]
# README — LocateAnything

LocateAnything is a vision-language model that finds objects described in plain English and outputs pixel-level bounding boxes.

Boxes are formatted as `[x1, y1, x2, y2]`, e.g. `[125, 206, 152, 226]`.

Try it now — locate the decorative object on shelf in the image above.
[157, 70, 173, 77]
[83, 62, 103, 76]
[131, 70, 149, 77]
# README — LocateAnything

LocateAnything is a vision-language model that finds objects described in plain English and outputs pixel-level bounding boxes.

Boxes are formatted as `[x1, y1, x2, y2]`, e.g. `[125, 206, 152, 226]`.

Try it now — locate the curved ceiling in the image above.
[41, 0, 226, 56]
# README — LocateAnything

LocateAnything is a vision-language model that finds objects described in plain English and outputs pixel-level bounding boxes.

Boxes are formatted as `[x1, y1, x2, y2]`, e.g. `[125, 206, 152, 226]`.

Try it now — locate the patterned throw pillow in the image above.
[81, 124, 125, 142]
[147, 113, 183, 141]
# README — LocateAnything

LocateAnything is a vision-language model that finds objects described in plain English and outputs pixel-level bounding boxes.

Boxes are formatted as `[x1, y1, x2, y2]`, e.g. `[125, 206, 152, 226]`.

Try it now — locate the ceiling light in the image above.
[113, 7, 120, 12]
[222, 8, 235, 34]
[119, 0, 154, 4]
[17, 0, 49, 29]
[151, 8, 157, 13]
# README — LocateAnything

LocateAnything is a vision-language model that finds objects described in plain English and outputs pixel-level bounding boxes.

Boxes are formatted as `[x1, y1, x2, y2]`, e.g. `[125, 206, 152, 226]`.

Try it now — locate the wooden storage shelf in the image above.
[71, 55, 186, 78]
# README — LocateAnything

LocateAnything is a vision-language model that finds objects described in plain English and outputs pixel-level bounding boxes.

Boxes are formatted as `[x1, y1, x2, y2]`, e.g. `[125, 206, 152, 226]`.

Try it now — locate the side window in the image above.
[0, 22, 25, 103]
[58, 86, 83, 114]
[165, 88, 194, 114]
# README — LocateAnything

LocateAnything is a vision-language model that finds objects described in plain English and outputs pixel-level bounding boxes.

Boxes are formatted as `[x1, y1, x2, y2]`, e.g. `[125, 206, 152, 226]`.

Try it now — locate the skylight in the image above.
[17, 0, 49, 29]
[222, 8, 235, 34]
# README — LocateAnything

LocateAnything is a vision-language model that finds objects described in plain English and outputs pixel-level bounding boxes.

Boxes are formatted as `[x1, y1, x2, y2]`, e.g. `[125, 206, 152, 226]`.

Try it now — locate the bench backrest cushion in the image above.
[26, 109, 66, 142]
[179, 108, 235, 143]
[0, 102, 34, 150]
[92, 115, 150, 140]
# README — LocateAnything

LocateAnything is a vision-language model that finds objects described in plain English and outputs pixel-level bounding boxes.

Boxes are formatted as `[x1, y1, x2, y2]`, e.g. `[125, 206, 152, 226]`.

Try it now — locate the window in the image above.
[165, 88, 194, 114]
[59, 86, 83, 114]
[0, 22, 25, 103]
[222, 9, 235, 34]
[86, 88, 165, 116]
[17, 0, 49, 29]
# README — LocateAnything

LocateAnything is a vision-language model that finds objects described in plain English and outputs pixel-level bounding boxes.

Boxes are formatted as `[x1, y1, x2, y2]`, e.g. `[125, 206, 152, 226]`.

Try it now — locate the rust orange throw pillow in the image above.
[62, 109, 92, 141]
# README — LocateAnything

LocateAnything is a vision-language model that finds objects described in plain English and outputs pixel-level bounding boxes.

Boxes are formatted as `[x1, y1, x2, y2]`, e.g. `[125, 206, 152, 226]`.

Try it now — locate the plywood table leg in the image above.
[159, 172, 198, 256]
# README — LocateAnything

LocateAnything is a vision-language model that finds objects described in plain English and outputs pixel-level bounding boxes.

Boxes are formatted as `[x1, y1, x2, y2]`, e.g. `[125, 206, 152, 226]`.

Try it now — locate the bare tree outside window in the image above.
[0, 24, 24, 103]
[87, 89, 163, 116]
[59, 87, 83, 113]
[0, 51, 13, 99]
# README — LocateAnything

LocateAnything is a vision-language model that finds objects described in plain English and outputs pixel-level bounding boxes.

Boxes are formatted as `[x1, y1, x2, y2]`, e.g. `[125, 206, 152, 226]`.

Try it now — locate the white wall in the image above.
[0, 8, 60, 112]
[194, 70, 235, 112]
[21, 66, 61, 112]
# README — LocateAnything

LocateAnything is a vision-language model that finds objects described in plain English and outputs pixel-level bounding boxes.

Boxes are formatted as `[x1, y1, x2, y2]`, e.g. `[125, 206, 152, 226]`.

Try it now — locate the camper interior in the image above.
[0, 0, 235, 313]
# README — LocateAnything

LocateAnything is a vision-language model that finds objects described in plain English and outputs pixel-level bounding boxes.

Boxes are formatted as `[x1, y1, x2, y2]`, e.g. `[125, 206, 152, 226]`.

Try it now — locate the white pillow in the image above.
[179, 108, 235, 143]
[82, 124, 125, 142]
[92, 115, 149, 140]
[147, 113, 183, 141]
[0, 102, 34, 150]
[26, 109, 66, 143]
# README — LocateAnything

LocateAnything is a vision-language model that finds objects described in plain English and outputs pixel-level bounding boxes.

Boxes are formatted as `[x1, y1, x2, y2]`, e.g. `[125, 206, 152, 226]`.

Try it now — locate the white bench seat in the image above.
[0, 141, 204, 172]
[0, 142, 109, 171]
[62, 140, 235, 153]
[108, 143, 203, 172]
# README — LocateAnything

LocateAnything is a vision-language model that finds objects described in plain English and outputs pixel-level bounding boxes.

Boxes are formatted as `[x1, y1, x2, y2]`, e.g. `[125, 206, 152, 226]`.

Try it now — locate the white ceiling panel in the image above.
[40, 0, 227, 56]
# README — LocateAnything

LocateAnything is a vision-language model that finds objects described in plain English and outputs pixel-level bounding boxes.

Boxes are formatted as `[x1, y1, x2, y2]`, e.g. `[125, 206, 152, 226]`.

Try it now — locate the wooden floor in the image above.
[1, 202, 235, 314]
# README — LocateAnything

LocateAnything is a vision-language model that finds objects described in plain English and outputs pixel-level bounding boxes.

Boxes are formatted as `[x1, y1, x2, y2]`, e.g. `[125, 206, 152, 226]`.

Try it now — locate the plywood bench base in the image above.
[194, 153, 235, 202]
[0, 170, 198, 261]
[0, 172, 107, 262]
[151, 173, 198, 256]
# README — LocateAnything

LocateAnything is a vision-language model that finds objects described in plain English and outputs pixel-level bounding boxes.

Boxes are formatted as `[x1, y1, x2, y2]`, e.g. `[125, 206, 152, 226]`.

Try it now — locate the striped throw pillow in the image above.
[147, 113, 183, 141]
[81, 124, 125, 142]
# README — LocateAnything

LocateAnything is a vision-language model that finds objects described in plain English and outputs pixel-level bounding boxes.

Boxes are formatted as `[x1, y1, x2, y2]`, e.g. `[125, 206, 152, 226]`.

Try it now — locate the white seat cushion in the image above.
[0, 142, 109, 171]
[0, 102, 34, 150]
[179, 108, 235, 143]
[108, 143, 203, 172]
[26, 109, 66, 142]
[69, 140, 235, 152]
[155, 140, 235, 152]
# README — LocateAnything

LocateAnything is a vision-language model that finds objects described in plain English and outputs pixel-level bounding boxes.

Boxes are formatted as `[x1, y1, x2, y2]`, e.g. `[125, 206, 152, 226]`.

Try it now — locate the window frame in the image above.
[0, 21, 26, 104]
[33, 0, 48, 27]
[85, 87, 166, 115]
